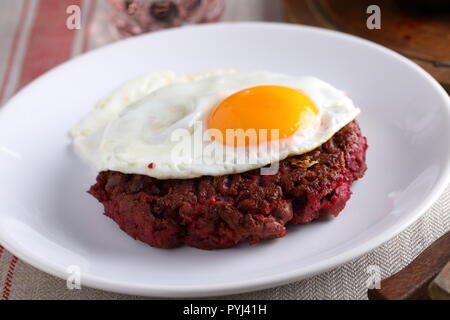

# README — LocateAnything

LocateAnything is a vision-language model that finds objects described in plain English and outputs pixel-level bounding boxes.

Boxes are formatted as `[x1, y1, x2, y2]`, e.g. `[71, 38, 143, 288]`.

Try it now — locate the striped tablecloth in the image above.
[0, 0, 448, 300]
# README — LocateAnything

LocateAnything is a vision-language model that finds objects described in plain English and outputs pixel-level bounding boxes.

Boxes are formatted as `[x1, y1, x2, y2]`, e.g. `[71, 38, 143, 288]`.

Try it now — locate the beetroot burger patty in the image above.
[89, 121, 367, 249]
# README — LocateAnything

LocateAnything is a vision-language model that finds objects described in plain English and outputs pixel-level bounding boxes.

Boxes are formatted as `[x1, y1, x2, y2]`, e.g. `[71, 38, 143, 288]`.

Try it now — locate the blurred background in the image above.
[0, 0, 448, 107]
[0, 0, 450, 104]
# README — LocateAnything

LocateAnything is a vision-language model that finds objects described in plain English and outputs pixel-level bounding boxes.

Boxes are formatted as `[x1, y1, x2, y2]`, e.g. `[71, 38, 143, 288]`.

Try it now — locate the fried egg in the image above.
[71, 70, 360, 179]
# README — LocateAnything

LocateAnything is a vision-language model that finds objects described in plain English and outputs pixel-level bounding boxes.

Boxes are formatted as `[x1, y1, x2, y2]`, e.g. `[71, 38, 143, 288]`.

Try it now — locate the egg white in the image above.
[71, 71, 360, 179]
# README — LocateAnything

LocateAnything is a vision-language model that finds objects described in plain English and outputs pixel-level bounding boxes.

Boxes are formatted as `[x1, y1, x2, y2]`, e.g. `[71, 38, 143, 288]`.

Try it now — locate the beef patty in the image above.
[89, 120, 368, 249]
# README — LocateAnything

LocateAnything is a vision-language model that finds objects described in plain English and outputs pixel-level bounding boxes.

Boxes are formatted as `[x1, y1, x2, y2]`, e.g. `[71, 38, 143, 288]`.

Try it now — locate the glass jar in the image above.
[108, 0, 225, 37]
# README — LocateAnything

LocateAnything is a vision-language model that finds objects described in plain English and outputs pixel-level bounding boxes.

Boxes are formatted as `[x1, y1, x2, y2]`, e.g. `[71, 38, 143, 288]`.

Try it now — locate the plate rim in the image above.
[0, 22, 449, 298]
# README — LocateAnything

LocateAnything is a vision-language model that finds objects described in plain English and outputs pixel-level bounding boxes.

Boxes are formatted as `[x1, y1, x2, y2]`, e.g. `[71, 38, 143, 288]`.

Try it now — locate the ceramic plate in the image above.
[0, 23, 449, 297]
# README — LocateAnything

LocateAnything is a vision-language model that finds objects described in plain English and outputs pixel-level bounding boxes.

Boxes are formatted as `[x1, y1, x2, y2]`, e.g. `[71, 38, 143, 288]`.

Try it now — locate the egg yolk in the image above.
[207, 85, 318, 147]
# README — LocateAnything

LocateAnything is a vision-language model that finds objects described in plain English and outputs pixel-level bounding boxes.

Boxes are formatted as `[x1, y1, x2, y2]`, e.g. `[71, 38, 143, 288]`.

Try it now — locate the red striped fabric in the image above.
[0, 0, 97, 300]
[0, 0, 30, 101]
[17, 0, 81, 90]
[2, 256, 18, 301]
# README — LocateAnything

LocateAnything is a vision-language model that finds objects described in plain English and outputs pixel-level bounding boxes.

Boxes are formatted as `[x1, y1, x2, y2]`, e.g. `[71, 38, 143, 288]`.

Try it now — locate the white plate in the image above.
[0, 23, 449, 298]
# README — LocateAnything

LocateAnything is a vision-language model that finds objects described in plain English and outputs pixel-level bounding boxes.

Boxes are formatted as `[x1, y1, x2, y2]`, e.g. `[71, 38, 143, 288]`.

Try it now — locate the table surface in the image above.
[0, 0, 448, 300]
